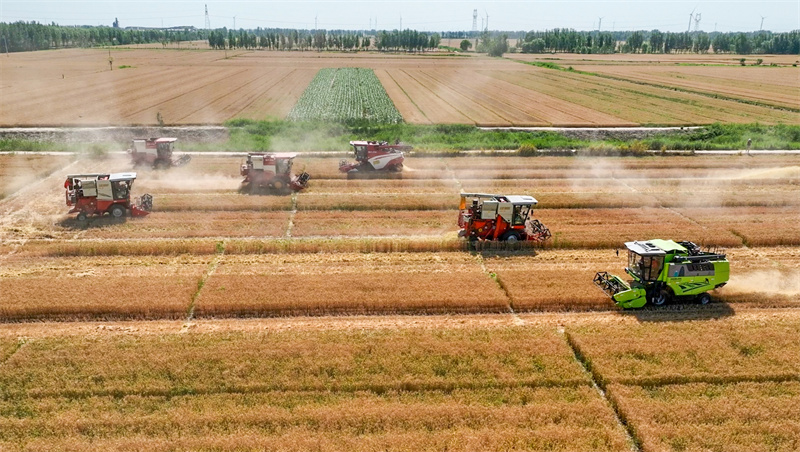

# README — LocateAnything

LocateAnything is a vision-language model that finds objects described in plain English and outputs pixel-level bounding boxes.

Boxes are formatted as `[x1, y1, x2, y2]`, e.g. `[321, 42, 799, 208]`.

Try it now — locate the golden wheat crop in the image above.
[0, 154, 74, 199]
[0, 255, 211, 321]
[0, 385, 630, 452]
[567, 318, 800, 386]
[1, 328, 586, 397]
[607, 381, 800, 452]
[197, 253, 510, 316]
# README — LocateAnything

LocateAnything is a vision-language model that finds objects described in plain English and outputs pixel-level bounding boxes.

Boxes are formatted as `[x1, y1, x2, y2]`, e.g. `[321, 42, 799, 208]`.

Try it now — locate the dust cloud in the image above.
[727, 269, 800, 296]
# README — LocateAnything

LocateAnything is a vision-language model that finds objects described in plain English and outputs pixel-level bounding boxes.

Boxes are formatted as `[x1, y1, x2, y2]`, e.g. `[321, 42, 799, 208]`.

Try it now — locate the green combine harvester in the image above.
[594, 239, 729, 308]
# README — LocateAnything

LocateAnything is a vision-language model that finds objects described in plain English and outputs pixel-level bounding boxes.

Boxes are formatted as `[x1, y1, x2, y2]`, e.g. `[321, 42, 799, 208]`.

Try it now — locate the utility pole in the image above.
[598, 17, 603, 31]
[485, 10, 489, 31]
[233, 16, 236, 30]
[760, 16, 766, 31]
[400, 13, 402, 30]
[687, 6, 696, 33]
[204, 4, 210, 30]
[314, 15, 317, 30]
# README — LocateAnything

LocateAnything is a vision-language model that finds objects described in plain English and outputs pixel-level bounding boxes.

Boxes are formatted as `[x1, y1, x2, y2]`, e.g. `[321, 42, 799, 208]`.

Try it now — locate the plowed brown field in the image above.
[1, 45, 797, 126]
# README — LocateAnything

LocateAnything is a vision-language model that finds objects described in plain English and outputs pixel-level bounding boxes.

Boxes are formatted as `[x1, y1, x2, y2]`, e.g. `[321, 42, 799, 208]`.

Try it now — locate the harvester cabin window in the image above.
[276, 159, 290, 175]
[156, 142, 171, 157]
[628, 252, 663, 281]
[512, 205, 530, 226]
[355, 146, 367, 159]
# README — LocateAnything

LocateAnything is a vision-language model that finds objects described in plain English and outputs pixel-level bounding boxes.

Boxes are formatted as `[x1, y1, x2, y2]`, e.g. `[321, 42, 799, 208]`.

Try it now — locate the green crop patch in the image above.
[287, 68, 404, 124]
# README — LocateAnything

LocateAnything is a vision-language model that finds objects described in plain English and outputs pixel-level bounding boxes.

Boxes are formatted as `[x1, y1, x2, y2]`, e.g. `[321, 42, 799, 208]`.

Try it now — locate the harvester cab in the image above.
[457, 193, 551, 243]
[64, 173, 152, 221]
[240, 152, 310, 194]
[128, 137, 191, 169]
[339, 140, 410, 178]
[594, 239, 729, 308]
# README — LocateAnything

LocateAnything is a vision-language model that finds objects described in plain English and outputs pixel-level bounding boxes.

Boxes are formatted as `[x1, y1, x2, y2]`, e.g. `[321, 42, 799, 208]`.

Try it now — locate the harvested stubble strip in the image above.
[296, 193, 455, 211]
[154, 193, 293, 212]
[0, 255, 212, 321]
[0, 386, 630, 452]
[606, 381, 800, 452]
[537, 207, 742, 249]
[289, 210, 456, 237]
[197, 253, 511, 316]
[566, 318, 800, 386]
[677, 206, 800, 247]
[1, 328, 587, 398]
[81, 211, 291, 239]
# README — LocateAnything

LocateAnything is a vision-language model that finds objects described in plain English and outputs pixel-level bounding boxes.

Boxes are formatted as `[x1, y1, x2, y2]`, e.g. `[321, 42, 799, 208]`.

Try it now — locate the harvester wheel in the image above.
[109, 205, 126, 219]
[76, 212, 88, 222]
[501, 231, 520, 243]
[652, 289, 672, 306]
[697, 293, 712, 305]
[272, 180, 285, 191]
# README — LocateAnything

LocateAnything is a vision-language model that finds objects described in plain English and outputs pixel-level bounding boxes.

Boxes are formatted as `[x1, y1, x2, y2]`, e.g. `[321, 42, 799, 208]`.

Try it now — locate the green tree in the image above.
[459, 39, 472, 51]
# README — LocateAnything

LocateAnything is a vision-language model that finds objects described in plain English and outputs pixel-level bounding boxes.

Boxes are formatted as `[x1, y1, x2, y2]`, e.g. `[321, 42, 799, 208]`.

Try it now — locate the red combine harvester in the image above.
[339, 140, 410, 179]
[458, 193, 551, 244]
[64, 173, 152, 221]
[128, 137, 191, 169]
[240, 152, 310, 194]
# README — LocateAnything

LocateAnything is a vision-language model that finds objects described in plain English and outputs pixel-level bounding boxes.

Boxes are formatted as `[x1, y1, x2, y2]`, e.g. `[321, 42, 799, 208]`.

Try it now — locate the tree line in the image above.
[519, 29, 800, 55]
[1, 20, 798, 56]
[0, 21, 201, 52]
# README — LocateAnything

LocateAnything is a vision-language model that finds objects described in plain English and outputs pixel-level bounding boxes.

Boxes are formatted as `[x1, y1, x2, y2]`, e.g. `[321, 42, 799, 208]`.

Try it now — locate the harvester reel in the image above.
[527, 219, 552, 242]
[593, 271, 625, 297]
[137, 194, 154, 212]
[175, 155, 192, 167]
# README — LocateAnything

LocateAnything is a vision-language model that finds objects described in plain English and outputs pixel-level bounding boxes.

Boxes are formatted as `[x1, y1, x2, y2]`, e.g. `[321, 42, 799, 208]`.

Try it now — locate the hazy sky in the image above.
[2, 1, 798, 33]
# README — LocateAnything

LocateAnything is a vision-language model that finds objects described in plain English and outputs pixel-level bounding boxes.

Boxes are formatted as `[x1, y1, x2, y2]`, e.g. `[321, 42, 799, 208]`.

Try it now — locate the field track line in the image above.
[507, 57, 800, 114]
[383, 70, 431, 123]
[0, 338, 29, 368]
[181, 240, 226, 332]
[564, 329, 642, 452]
[285, 192, 298, 237]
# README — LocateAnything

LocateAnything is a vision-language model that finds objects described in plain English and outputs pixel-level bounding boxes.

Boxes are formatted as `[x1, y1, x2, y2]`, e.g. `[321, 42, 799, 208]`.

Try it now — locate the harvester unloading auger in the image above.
[64, 173, 152, 221]
[457, 193, 551, 246]
[594, 239, 729, 308]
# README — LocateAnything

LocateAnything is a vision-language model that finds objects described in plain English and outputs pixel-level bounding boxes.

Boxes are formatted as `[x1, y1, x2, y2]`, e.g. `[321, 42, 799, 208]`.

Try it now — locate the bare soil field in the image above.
[1, 152, 798, 451]
[1, 47, 797, 126]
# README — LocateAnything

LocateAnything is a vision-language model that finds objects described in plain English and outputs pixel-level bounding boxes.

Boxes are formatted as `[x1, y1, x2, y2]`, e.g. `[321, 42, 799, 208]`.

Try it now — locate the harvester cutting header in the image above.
[339, 140, 410, 178]
[64, 173, 152, 221]
[594, 239, 729, 308]
[458, 193, 551, 243]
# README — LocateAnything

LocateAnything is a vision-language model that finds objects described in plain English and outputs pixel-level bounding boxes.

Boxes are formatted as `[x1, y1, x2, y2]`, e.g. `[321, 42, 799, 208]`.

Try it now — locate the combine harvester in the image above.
[339, 140, 410, 179]
[240, 152, 310, 194]
[594, 239, 729, 308]
[64, 173, 152, 221]
[128, 137, 191, 169]
[457, 193, 551, 247]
